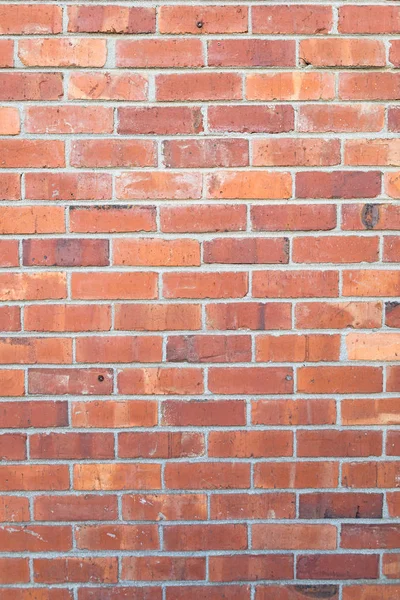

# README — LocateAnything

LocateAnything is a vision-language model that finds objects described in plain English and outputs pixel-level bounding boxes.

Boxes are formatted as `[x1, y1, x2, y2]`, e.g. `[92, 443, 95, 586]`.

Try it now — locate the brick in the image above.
[343, 270, 400, 297]
[25, 106, 113, 134]
[252, 204, 337, 232]
[167, 334, 251, 363]
[300, 39, 385, 68]
[384, 236, 400, 262]
[71, 272, 157, 300]
[206, 302, 291, 331]
[297, 171, 381, 199]
[207, 171, 292, 199]
[208, 367, 293, 395]
[386, 302, 400, 328]
[0, 591, 72, 600]
[166, 589, 248, 600]
[76, 524, 159, 550]
[70, 206, 156, 233]
[0, 5, 61, 34]
[386, 172, 400, 198]
[18, 39, 107, 68]
[0, 207, 64, 235]
[0, 370, 24, 396]
[0, 107, 20, 135]
[117, 39, 203, 68]
[345, 139, 400, 166]
[117, 367, 203, 395]
[28, 368, 113, 395]
[208, 105, 294, 134]
[0, 401, 67, 428]
[71, 400, 157, 428]
[256, 334, 340, 362]
[0, 337, 71, 364]
[255, 462, 339, 489]
[69, 72, 148, 101]
[253, 270, 338, 298]
[0, 173, 20, 200]
[340, 73, 400, 101]
[114, 239, 200, 267]
[0, 40, 13, 67]
[299, 493, 383, 519]
[118, 432, 204, 459]
[0, 558, 29, 584]
[298, 105, 384, 133]
[293, 235, 379, 263]
[33, 558, 117, 583]
[204, 238, 288, 265]
[0, 306, 20, 331]
[80, 591, 161, 600]
[76, 335, 162, 363]
[0, 434, 26, 460]
[30, 432, 115, 460]
[256, 587, 339, 600]
[121, 557, 205, 582]
[34, 495, 118, 522]
[209, 431, 292, 458]
[24, 305, 111, 332]
[0, 525, 72, 552]
[247, 72, 334, 101]
[339, 6, 400, 34]
[341, 524, 400, 549]
[297, 555, 379, 580]
[252, 524, 336, 550]
[68, 6, 155, 33]
[253, 138, 340, 167]
[0, 73, 63, 101]
[156, 73, 242, 101]
[161, 205, 247, 233]
[163, 524, 247, 551]
[0, 140, 64, 168]
[162, 400, 246, 427]
[0, 465, 69, 491]
[298, 366, 383, 394]
[252, 399, 336, 426]
[389, 107, 400, 131]
[118, 107, 203, 135]
[347, 333, 400, 361]
[342, 204, 400, 231]
[122, 494, 207, 522]
[0, 240, 19, 267]
[342, 399, 400, 426]
[163, 272, 248, 299]
[165, 462, 250, 490]
[115, 304, 201, 332]
[164, 139, 248, 168]
[211, 493, 295, 520]
[26, 173, 112, 201]
[383, 555, 400, 579]
[23, 239, 109, 267]
[0, 273, 66, 301]
[210, 555, 293, 582]
[387, 431, 400, 456]
[0, 497, 29, 522]
[208, 40, 295, 67]
[295, 302, 382, 329]
[342, 461, 400, 489]
[253, 5, 332, 34]
[71, 139, 156, 168]
[159, 6, 248, 34]
[116, 172, 202, 200]
[74, 465, 161, 491]
[297, 430, 382, 457]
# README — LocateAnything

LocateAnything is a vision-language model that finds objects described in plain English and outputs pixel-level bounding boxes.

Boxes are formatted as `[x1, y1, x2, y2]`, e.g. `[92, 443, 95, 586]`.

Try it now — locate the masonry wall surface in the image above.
[0, 1, 399, 599]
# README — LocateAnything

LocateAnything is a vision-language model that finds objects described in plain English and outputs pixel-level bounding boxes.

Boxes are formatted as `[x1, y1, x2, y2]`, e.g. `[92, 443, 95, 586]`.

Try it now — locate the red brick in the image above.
[209, 431, 292, 458]
[164, 524, 247, 551]
[80, 590, 160, 600]
[247, 72, 334, 101]
[117, 39, 203, 68]
[208, 40, 295, 67]
[69, 72, 148, 101]
[25, 106, 113, 134]
[0, 207, 64, 235]
[71, 400, 157, 428]
[0, 434, 26, 461]
[164, 139, 248, 168]
[115, 304, 201, 332]
[156, 73, 242, 101]
[253, 138, 340, 167]
[0, 306, 20, 332]
[71, 139, 156, 168]
[76, 524, 159, 550]
[0, 526, 72, 552]
[342, 398, 400, 426]
[0, 5, 61, 33]
[339, 6, 400, 34]
[297, 554, 379, 580]
[210, 554, 293, 581]
[208, 105, 294, 133]
[255, 462, 339, 489]
[0, 173, 20, 200]
[0, 107, 20, 135]
[161, 205, 247, 233]
[163, 272, 248, 299]
[256, 586, 339, 600]
[211, 493, 295, 520]
[76, 335, 162, 363]
[297, 171, 381, 199]
[23, 239, 109, 267]
[300, 39, 385, 67]
[297, 430, 382, 457]
[25, 304, 111, 332]
[0, 140, 64, 168]
[0, 465, 69, 491]
[122, 494, 207, 522]
[162, 400, 246, 427]
[165, 462, 250, 490]
[167, 334, 251, 363]
[252, 524, 336, 550]
[342, 203, 400, 231]
[159, 6, 248, 34]
[208, 367, 293, 394]
[343, 270, 400, 297]
[166, 588, 248, 600]
[386, 302, 400, 328]
[26, 173, 111, 201]
[34, 557, 117, 584]
[299, 493, 383, 519]
[342, 461, 400, 489]
[293, 235, 379, 264]
[252, 399, 336, 426]
[253, 270, 338, 298]
[298, 105, 385, 133]
[68, 6, 155, 33]
[18, 39, 107, 68]
[295, 302, 382, 329]
[118, 432, 204, 459]
[0, 240, 19, 267]
[256, 334, 340, 362]
[0, 337, 71, 364]
[71, 272, 157, 300]
[204, 238, 288, 264]
[253, 5, 332, 34]
[252, 205, 337, 232]
[34, 495, 118, 522]
[28, 368, 113, 395]
[206, 302, 291, 331]
[298, 366, 383, 394]
[121, 557, 206, 582]
[74, 464, 161, 492]
[116, 172, 202, 200]
[118, 107, 203, 135]
[0, 73, 63, 101]
[114, 239, 200, 267]
[70, 206, 156, 233]
[118, 367, 203, 395]
[208, 171, 292, 199]
[0, 273, 66, 301]
[341, 524, 400, 549]
[0, 497, 29, 522]
[387, 431, 400, 456]
[340, 73, 400, 101]
[0, 558, 29, 584]
[30, 432, 114, 460]
[0, 401, 67, 428]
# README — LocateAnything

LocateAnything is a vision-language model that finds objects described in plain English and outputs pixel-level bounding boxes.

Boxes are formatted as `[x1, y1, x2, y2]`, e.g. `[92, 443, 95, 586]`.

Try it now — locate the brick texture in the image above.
[0, 0, 399, 598]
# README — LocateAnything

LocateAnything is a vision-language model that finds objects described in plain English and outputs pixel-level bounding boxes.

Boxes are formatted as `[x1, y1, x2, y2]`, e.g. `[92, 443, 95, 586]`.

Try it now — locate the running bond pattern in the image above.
[0, 2, 399, 599]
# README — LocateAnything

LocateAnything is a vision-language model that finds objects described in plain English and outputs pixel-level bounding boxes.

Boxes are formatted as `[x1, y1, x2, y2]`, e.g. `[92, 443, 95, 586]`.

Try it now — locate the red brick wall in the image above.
[0, 2, 399, 598]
